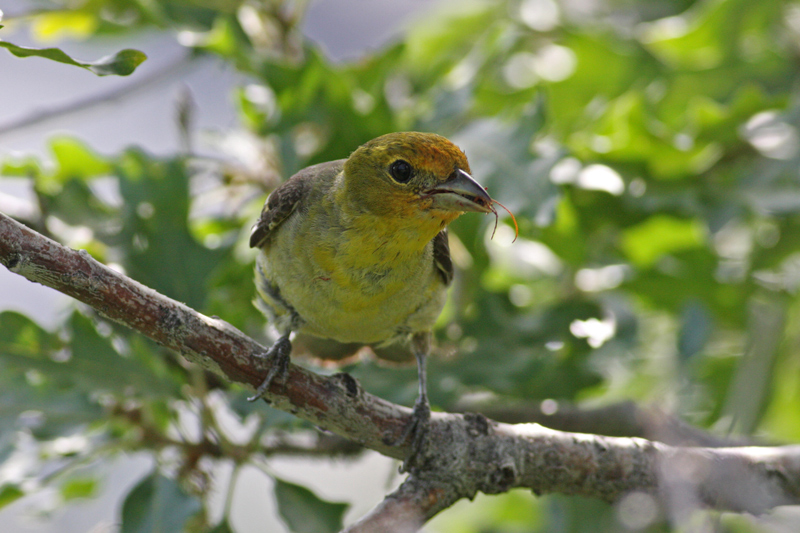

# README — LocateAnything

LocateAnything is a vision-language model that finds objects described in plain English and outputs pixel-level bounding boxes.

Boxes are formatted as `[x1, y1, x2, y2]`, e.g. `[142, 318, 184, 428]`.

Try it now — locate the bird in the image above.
[247, 131, 494, 463]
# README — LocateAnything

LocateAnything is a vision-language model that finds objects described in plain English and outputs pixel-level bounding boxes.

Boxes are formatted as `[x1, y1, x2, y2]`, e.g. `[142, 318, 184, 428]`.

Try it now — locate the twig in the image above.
[0, 51, 197, 139]
[261, 433, 363, 457]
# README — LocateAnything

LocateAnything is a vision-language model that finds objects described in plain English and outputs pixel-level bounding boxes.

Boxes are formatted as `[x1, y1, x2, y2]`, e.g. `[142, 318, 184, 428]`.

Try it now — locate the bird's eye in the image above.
[389, 160, 413, 183]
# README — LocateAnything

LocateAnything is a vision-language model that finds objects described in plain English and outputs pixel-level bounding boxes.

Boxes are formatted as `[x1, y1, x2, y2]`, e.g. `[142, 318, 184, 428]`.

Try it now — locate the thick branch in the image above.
[2, 211, 800, 530]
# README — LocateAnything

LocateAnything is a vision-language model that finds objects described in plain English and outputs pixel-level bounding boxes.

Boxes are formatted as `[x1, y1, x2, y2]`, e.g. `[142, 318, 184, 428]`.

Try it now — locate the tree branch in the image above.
[0, 211, 411, 459]
[342, 477, 452, 533]
[2, 210, 800, 531]
[0, 52, 196, 139]
[453, 398, 757, 447]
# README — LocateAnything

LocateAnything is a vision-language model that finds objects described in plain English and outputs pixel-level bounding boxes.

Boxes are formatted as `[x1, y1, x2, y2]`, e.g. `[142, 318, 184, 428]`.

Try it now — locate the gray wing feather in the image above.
[249, 160, 344, 248]
[432, 229, 454, 286]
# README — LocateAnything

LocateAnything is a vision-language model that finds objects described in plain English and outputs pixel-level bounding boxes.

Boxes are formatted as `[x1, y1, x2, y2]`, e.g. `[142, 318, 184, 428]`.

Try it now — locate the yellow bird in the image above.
[248, 132, 494, 458]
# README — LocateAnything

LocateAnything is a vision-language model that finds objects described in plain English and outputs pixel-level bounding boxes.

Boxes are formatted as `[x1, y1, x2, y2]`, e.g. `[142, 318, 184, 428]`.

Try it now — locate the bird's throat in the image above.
[344, 212, 444, 268]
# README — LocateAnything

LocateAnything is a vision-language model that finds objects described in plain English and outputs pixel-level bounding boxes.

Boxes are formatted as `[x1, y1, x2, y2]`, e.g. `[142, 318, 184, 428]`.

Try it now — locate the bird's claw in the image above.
[395, 396, 432, 473]
[247, 335, 292, 402]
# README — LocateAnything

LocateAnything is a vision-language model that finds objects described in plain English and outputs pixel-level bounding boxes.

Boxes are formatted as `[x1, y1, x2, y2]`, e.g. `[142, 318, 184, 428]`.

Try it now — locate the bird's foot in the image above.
[395, 396, 432, 473]
[247, 335, 292, 402]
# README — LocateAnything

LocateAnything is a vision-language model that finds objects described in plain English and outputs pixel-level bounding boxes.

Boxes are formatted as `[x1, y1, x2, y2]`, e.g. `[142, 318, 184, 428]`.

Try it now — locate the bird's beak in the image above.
[425, 169, 494, 213]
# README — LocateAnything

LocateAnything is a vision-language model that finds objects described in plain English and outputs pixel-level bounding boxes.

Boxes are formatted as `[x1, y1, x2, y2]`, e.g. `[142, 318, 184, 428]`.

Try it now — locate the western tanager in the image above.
[248, 132, 494, 459]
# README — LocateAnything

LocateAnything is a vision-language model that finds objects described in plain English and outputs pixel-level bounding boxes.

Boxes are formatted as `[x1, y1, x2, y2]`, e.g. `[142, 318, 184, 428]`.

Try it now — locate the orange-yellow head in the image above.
[342, 132, 493, 229]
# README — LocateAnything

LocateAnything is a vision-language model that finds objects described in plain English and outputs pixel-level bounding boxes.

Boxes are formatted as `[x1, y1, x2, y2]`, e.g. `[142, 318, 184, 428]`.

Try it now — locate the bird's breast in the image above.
[259, 221, 445, 344]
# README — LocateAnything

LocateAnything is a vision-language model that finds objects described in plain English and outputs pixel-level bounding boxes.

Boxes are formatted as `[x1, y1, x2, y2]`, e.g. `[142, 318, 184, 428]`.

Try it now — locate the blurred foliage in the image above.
[272, 477, 349, 533]
[3, 0, 800, 531]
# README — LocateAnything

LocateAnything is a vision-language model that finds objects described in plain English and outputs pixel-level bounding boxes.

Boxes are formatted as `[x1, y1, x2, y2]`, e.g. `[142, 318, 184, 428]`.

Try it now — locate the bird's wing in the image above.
[433, 229, 454, 286]
[249, 160, 345, 248]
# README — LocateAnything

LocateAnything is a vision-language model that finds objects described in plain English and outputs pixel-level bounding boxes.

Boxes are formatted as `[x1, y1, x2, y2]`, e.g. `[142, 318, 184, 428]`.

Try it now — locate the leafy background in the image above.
[3, 0, 800, 531]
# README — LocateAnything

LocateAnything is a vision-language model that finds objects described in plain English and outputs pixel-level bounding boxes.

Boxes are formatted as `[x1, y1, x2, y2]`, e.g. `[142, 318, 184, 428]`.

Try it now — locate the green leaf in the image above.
[0, 385, 102, 441]
[405, 0, 500, 79]
[640, 0, 783, 71]
[30, 11, 97, 41]
[115, 150, 225, 309]
[546, 32, 651, 135]
[0, 42, 146, 76]
[1, 154, 41, 177]
[273, 477, 348, 533]
[120, 473, 201, 533]
[87, 49, 148, 76]
[67, 313, 178, 396]
[620, 215, 706, 268]
[50, 137, 112, 183]
[0, 311, 61, 358]
[0, 484, 24, 510]
[759, 351, 800, 442]
[429, 490, 541, 533]
[61, 477, 98, 501]
[30, 138, 117, 237]
[207, 519, 235, 533]
[0, 311, 102, 439]
[0, 311, 179, 400]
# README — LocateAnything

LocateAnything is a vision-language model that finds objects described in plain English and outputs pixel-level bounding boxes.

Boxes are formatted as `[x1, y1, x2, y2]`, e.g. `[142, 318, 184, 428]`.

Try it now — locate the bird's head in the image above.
[342, 132, 493, 227]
